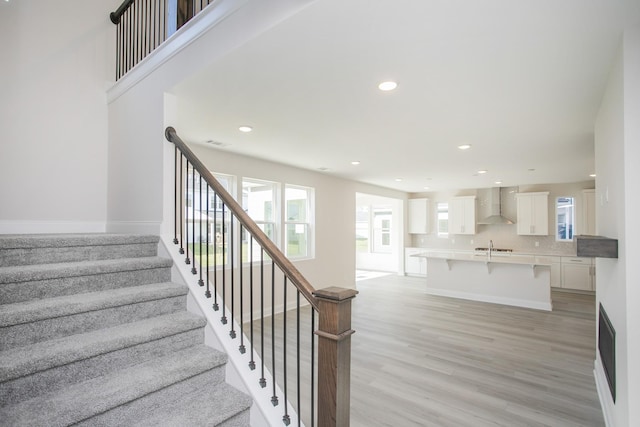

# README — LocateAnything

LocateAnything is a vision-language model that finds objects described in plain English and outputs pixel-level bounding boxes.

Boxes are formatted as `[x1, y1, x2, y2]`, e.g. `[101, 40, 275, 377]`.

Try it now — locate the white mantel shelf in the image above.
[411, 250, 553, 311]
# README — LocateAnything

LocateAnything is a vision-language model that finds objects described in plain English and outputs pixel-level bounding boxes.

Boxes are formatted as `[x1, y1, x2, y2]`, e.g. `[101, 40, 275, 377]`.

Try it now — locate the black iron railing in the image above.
[165, 127, 356, 426]
[110, 0, 215, 80]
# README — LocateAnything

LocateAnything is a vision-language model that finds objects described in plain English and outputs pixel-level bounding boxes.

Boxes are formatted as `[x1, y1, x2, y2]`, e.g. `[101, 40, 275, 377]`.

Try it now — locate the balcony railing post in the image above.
[314, 286, 358, 427]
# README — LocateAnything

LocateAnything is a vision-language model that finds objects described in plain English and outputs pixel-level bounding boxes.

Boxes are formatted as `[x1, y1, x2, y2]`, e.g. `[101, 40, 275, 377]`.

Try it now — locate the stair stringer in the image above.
[159, 236, 304, 427]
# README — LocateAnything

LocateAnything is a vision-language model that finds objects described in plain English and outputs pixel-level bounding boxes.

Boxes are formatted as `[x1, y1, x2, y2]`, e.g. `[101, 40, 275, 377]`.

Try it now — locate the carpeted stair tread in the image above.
[0, 234, 159, 250]
[129, 381, 252, 427]
[0, 257, 173, 285]
[0, 345, 227, 427]
[0, 282, 187, 327]
[0, 311, 206, 383]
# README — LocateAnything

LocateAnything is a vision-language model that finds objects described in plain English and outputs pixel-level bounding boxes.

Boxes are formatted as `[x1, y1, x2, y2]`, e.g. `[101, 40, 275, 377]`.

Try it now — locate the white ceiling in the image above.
[172, 0, 640, 193]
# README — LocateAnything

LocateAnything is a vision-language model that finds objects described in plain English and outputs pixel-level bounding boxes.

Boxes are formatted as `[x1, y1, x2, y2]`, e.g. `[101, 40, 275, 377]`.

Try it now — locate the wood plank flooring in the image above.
[250, 274, 604, 427]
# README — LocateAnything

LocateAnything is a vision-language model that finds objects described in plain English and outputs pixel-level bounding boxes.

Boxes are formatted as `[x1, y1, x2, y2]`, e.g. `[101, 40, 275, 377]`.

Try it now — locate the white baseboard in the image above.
[424, 287, 553, 311]
[0, 220, 106, 234]
[594, 358, 615, 427]
[106, 221, 162, 235]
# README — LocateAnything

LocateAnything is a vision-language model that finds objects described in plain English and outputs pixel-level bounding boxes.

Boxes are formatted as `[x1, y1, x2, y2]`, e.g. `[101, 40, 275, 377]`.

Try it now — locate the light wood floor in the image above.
[251, 274, 604, 427]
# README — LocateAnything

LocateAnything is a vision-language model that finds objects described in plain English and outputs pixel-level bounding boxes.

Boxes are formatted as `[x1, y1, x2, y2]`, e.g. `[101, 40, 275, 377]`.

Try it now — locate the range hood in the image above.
[477, 187, 515, 225]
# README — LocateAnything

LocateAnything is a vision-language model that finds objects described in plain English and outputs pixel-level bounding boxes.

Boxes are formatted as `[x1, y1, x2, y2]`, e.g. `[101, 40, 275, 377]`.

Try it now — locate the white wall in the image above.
[0, 0, 120, 233]
[593, 26, 640, 427]
[622, 26, 640, 427]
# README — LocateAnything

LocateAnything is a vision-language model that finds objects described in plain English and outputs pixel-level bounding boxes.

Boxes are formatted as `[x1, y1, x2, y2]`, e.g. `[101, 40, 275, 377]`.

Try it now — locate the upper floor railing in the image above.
[110, 0, 215, 80]
[165, 127, 356, 426]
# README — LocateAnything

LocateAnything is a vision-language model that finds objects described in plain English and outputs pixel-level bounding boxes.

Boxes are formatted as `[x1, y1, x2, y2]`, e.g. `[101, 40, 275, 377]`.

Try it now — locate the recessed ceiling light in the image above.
[378, 81, 398, 91]
[423, 186, 430, 190]
[318, 167, 330, 172]
[477, 170, 488, 174]
[395, 178, 403, 182]
[590, 173, 596, 178]
[458, 144, 472, 150]
[495, 180, 502, 185]
[238, 125, 253, 133]
[351, 161, 361, 165]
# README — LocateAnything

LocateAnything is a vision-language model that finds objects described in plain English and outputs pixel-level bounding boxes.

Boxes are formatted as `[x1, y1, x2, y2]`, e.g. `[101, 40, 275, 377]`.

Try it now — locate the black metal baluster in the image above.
[149, 0, 154, 55]
[259, 248, 266, 388]
[115, 17, 121, 79]
[173, 145, 178, 245]
[191, 168, 197, 274]
[249, 235, 255, 370]
[282, 276, 290, 424]
[141, 0, 146, 59]
[127, 8, 132, 78]
[146, 0, 150, 56]
[205, 185, 211, 298]
[271, 263, 278, 406]
[132, 2, 136, 66]
[198, 174, 204, 286]
[212, 192, 218, 311]
[184, 162, 191, 265]
[229, 215, 235, 336]
[221, 203, 227, 324]
[179, 153, 184, 254]
[120, 18, 125, 79]
[311, 308, 315, 427]
[296, 290, 301, 427]
[239, 224, 246, 353]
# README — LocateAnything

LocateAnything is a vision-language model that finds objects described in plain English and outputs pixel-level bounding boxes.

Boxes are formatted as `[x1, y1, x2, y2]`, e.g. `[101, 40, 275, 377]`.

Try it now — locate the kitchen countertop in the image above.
[411, 250, 554, 266]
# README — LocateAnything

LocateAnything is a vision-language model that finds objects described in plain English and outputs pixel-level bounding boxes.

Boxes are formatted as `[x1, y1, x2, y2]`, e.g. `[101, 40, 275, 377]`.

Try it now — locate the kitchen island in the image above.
[412, 251, 554, 311]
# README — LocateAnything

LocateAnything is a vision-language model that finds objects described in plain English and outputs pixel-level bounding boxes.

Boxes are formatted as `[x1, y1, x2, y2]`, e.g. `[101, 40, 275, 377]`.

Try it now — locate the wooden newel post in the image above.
[313, 286, 358, 427]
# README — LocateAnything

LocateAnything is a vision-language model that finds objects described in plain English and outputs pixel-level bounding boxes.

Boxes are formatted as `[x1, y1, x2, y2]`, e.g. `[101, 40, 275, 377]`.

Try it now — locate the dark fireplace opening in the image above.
[598, 303, 616, 402]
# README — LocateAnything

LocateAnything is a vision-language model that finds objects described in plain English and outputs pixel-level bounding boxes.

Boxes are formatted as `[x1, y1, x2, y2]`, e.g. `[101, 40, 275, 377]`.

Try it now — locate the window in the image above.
[372, 207, 392, 253]
[355, 205, 370, 253]
[437, 202, 449, 237]
[556, 197, 575, 241]
[242, 178, 277, 242]
[285, 185, 314, 258]
[186, 172, 235, 267]
[242, 178, 278, 261]
[211, 173, 235, 266]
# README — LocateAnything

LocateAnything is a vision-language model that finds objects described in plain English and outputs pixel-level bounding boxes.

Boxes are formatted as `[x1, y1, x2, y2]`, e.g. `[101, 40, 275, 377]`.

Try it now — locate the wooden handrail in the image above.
[165, 126, 319, 310]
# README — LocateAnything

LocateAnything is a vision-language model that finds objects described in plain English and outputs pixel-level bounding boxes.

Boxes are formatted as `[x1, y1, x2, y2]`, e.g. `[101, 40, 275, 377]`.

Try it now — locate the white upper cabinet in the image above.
[449, 196, 476, 235]
[516, 192, 549, 235]
[582, 189, 596, 235]
[408, 198, 429, 234]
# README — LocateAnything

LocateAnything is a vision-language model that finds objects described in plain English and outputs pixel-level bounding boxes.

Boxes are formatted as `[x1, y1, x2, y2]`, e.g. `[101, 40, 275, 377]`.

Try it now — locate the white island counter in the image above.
[412, 251, 553, 311]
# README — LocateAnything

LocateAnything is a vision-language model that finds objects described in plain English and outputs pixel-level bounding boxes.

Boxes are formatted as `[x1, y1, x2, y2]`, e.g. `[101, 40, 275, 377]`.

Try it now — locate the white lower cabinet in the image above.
[560, 257, 594, 291]
[405, 248, 427, 276]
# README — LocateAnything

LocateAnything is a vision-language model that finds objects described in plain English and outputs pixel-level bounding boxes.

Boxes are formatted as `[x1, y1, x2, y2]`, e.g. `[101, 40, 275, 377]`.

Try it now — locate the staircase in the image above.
[0, 233, 252, 427]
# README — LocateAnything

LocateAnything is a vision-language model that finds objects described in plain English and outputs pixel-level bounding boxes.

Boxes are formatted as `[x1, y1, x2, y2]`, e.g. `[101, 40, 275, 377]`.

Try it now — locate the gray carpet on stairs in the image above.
[0, 233, 251, 426]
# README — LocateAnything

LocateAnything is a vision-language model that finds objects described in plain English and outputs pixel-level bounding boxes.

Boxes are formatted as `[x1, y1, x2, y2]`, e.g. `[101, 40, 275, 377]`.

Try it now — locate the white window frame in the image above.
[556, 196, 575, 241]
[242, 177, 279, 263]
[284, 184, 315, 260]
[437, 202, 449, 238]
